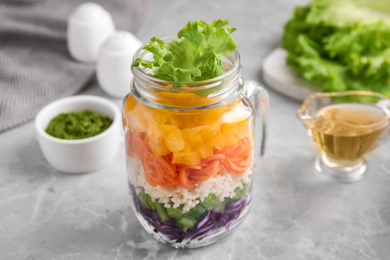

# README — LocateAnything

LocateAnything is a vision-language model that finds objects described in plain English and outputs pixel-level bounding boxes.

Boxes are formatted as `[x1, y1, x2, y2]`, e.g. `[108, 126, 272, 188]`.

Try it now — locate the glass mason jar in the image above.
[122, 36, 269, 248]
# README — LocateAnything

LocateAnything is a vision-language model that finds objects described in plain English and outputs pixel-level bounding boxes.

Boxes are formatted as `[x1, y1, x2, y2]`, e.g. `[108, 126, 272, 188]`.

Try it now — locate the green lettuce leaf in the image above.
[282, 0, 390, 97]
[132, 20, 237, 86]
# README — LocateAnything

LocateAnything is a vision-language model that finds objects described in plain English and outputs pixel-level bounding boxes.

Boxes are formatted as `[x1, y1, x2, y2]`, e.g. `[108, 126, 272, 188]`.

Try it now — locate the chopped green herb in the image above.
[46, 110, 112, 140]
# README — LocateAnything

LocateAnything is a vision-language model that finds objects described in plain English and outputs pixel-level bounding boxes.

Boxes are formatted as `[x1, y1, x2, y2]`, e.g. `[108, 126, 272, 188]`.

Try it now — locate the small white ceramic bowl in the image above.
[35, 95, 121, 174]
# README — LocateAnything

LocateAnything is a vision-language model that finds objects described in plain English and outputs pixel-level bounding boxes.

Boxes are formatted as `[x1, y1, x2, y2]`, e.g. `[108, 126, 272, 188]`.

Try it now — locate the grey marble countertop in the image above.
[1, 0, 390, 259]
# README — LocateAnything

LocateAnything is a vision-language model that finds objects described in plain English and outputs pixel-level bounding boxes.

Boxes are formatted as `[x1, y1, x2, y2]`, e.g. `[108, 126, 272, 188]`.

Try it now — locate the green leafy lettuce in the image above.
[132, 20, 237, 84]
[282, 0, 390, 97]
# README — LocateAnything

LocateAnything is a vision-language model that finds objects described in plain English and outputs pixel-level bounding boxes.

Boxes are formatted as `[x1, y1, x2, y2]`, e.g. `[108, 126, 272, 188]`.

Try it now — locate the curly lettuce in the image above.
[282, 0, 390, 97]
[132, 20, 237, 84]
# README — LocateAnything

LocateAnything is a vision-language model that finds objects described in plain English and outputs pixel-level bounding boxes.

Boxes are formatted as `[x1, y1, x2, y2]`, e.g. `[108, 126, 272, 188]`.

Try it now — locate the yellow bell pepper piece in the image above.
[147, 138, 171, 157]
[198, 145, 213, 158]
[157, 124, 177, 136]
[164, 127, 185, 152]
[188, 132, 205, 150]
[147, 122, 163, 140]
[153, 111, 171, 124]
[172, 150, 201, 165]
[200, 125, 220, 148]
[235, 124, 251, 139]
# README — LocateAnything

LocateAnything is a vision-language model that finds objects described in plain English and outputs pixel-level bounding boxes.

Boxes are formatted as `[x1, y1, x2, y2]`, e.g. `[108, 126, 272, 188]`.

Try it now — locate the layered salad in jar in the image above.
[123, 20, 255, 247]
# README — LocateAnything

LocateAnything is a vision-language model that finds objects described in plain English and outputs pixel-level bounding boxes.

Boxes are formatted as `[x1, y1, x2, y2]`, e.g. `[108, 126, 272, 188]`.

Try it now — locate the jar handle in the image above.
[243, 80, 269, 168]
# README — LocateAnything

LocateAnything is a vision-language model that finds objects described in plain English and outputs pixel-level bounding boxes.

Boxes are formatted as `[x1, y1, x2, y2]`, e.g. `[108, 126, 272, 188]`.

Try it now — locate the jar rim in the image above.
[131, 34, 241, 92]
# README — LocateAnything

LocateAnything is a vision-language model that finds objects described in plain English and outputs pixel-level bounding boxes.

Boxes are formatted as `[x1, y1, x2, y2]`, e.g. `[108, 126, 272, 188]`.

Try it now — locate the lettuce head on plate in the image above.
[282, 0, 390, 97]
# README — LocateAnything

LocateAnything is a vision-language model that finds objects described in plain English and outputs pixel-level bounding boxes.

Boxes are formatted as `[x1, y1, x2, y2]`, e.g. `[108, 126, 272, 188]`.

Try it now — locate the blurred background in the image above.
[2, 0, 390, 259]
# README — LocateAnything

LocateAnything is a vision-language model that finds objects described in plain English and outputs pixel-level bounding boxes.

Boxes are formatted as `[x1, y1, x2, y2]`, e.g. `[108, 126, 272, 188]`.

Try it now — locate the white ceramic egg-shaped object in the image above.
[67, 2, 115, 62]
[97, 31, 143, 98]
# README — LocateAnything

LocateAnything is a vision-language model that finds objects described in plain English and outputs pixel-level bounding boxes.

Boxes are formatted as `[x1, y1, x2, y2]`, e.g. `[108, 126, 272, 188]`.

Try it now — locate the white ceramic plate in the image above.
[262, 47, 320, 102]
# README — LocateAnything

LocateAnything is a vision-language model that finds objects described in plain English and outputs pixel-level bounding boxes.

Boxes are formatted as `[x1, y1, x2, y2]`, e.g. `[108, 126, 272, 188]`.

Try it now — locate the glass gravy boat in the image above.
[298, 91, 390, 183]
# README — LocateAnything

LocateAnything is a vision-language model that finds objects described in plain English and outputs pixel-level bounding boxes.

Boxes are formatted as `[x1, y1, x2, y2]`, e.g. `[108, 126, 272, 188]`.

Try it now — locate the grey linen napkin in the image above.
[0, 0, 147, 132]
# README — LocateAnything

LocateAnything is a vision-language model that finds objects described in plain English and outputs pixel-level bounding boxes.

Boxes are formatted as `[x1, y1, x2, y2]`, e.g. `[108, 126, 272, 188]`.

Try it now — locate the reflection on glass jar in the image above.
[122, 36, 268, 248]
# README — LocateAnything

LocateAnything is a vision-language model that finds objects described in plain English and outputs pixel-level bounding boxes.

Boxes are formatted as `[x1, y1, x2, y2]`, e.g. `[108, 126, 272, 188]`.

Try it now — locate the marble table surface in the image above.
[1, 0, 390, 259]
